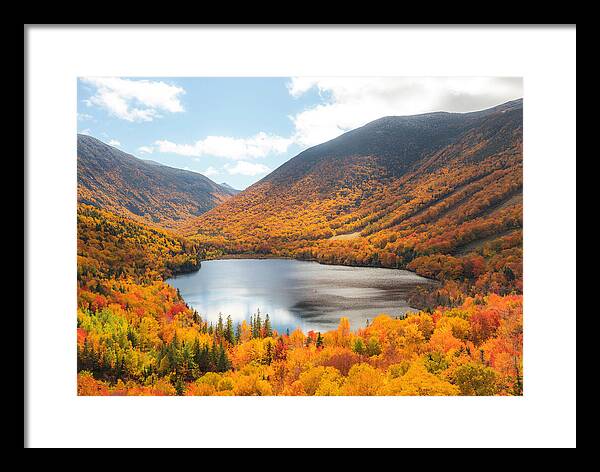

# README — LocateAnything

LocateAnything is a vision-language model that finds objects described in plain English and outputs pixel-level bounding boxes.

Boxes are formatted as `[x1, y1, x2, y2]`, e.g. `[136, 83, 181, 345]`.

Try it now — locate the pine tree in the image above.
[192, 338, 201, 378]
[174, 375, 186, 396]
[209, 341, 220, 371]
[254, 309, 262, 338]
[168, 333, 183, 375]
[264, 314, 272, 338]
[198, 344, 210, 374]
[79, 338, 90, 371]
[216, 344, 231, 372]
[316, 332, 324, 349]
[352, 338, 366, 356]
[235, 322, 242, 344]
[217, 313, 224, 339]
[181, 340, 196, 380]
[225, 315, 235, 344]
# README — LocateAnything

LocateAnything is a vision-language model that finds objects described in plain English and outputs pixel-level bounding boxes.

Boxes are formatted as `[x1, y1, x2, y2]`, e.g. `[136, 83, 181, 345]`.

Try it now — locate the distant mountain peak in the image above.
[219, 182, 240, 195]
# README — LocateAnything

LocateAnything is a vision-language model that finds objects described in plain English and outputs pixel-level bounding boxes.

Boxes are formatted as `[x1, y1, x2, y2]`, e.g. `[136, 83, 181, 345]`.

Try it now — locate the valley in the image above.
[184, 99, 523, 305]
[76, 99, 523, 396]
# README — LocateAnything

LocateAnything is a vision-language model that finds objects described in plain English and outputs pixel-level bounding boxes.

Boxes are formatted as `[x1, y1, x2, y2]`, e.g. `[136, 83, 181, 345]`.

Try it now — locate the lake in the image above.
[167, 258, 434, 334]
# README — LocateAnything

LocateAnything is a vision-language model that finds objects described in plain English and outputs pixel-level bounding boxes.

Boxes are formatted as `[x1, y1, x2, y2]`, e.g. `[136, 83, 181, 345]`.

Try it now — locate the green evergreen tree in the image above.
[225, 315, 235, 344]
[216, 313, 224, 339]
[264, 314, 272, 338]
[366, 337, 382, 357]
[174, 375, 186, 396]
[316, 332, 324, 349]
[209, 341, 219, 371]
[191, 338, 202, 378]
[78, 338, 90, 371]
[216, 344, 231, 372]
[168, 333, 183, 375]
[235, 322, 242, 344]
[181, 340, 196, 380]
[198, 344, 210, 373]
[352, 338, 366, 356]
[254, 309, 262, 338]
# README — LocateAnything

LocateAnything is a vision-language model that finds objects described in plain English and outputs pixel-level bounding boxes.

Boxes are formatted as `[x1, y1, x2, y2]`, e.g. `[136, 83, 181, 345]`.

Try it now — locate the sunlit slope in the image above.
[77, 134, 237, 229]
[184, 100, 522, 276]
[77, 203, 202, 282]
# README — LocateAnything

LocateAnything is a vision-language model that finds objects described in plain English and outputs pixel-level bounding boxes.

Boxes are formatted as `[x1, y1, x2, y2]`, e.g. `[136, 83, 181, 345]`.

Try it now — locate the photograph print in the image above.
[76, 77, 524, 397]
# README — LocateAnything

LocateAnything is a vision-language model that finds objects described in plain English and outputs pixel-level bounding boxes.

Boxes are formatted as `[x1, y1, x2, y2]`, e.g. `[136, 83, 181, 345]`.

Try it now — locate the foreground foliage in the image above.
[78, 223, 523, 398]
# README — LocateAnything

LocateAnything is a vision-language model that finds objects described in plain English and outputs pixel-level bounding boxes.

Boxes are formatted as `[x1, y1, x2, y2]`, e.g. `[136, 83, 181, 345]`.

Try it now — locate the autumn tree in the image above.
[453, 362, 498, 396]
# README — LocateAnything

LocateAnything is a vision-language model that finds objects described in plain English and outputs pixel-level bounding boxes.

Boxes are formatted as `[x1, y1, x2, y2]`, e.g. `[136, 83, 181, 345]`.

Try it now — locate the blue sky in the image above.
[78, 77, 523, 189]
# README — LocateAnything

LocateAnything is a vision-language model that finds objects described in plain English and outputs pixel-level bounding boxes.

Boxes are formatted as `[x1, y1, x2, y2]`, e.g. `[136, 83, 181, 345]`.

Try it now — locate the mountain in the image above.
[77, 134, 237, 228]
[184, 99, 522, 294]
[141, 159, 166, 167]
[219, 182, 241, 194]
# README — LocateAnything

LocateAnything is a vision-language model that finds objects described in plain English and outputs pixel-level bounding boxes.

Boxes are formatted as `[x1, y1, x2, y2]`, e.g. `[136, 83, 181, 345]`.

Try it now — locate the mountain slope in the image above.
[219, 182, 241, 195]
[184, 99, 523, 298]
[77, 135, 237, 228]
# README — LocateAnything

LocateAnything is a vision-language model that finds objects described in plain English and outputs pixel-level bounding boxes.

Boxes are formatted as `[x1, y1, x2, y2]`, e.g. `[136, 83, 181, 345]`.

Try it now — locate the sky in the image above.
[77, 77, 523, 190]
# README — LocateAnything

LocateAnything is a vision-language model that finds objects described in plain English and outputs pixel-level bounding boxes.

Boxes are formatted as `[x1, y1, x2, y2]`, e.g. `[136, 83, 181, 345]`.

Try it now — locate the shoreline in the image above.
[194, 253, 439, 283]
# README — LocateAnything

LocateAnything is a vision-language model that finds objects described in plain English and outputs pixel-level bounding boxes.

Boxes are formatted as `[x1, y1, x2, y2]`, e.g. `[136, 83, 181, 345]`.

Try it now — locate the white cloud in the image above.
[81, 77, 185, 122]
[108, 139, 121, 147]
[134, 77, 523, 183]
[79, 128, 92, 136]
[154, 132, 292, 160]
[137, 146, 154, 154]
[202, 166, 219, 177]
[77, 113, 94, 122]
[224, 161, 271, 176]
[287, 77, 523, 147]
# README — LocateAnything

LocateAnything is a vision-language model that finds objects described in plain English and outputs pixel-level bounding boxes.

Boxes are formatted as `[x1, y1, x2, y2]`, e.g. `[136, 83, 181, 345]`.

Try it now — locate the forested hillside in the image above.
[77, 203, 522, 396]
[77, 135, 237, 228]
[184, 100, 523, 308]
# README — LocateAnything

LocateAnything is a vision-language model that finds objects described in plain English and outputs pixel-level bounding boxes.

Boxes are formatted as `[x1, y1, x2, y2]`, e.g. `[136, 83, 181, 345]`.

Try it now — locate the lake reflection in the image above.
[167, 259, 433, 333]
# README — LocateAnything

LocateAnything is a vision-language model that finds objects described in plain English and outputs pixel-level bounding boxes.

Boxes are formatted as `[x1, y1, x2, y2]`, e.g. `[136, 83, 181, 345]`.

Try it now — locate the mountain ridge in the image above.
[77, 134, 237, 228]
